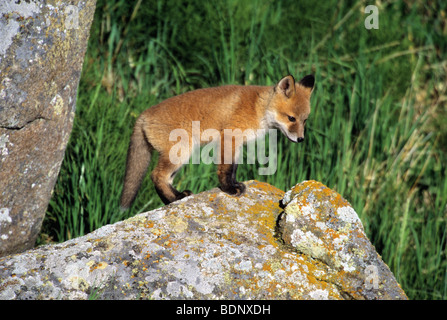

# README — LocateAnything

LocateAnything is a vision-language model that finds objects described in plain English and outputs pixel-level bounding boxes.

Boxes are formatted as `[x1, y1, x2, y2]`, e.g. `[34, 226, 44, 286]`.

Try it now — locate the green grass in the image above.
[39, 0, 447, 300]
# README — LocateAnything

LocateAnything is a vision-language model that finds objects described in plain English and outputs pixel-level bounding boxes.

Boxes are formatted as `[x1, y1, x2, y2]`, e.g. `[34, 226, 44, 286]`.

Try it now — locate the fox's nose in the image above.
[297, 137, 304, 143]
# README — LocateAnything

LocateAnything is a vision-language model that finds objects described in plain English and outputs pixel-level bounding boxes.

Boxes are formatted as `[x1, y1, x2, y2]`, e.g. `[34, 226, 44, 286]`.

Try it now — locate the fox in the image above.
[120, 74, 315, 209]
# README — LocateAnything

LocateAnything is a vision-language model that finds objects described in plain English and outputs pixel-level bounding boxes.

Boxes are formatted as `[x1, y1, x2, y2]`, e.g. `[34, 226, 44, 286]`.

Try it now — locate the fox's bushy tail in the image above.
[120, 119, 152, 210]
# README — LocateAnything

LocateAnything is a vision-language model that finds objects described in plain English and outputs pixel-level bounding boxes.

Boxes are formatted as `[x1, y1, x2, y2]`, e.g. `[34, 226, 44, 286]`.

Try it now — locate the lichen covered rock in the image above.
[0, 181, 407, 300]
[0, 0, 96, 256]
[278, 181, 407, 299]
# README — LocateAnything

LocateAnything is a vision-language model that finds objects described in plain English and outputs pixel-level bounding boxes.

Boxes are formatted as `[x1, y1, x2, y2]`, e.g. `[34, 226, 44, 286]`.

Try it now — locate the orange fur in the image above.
[120, 75, 314, 208]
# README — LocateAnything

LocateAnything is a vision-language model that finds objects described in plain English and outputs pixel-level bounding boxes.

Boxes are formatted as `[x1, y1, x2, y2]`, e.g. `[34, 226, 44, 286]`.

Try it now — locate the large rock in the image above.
[0, 181, 407, 299]
[0, 0, 96, 256]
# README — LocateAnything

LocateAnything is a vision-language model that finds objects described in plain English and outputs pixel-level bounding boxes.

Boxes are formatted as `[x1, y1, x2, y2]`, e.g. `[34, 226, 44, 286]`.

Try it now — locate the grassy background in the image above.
[39, 0, 447, 300]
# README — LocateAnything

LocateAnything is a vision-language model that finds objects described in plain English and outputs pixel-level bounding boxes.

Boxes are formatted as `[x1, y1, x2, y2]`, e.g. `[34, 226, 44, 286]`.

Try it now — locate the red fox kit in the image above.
[120, 74, 314, 208]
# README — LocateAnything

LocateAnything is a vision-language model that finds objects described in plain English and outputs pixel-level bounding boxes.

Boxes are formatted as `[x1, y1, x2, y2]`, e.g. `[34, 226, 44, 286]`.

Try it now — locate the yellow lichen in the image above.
[87, 260, 109, 272]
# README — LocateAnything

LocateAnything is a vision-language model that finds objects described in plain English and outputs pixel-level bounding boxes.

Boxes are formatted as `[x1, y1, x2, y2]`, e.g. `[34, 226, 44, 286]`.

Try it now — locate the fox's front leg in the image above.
[218, 132, 245, 196]
[218, 163, 246, 196]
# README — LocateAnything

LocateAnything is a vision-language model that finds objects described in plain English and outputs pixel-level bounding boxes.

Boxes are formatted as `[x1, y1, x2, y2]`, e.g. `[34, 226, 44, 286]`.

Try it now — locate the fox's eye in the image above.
[288, 115, 296, 122]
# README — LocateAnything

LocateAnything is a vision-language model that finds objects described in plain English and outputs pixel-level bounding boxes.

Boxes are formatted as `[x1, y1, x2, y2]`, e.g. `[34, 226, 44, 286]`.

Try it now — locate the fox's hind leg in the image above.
[151, 154, 192, 204]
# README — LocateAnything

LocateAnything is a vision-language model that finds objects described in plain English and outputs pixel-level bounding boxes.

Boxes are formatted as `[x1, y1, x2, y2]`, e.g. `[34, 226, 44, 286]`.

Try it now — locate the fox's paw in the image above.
[222, 182, 246, 197]
[182, 190, 193, 196]
[176, 190, 193, 201]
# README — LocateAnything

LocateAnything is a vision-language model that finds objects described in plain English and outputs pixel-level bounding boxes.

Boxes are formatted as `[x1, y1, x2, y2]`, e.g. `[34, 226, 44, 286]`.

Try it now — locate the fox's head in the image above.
[266, 74, 314, 143]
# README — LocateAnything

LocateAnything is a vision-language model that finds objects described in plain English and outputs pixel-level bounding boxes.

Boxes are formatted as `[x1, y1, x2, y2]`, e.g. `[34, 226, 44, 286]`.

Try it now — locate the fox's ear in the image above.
[298, 74, 315, 95]
[276, 75, 296, 98]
